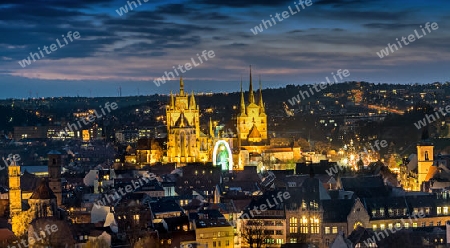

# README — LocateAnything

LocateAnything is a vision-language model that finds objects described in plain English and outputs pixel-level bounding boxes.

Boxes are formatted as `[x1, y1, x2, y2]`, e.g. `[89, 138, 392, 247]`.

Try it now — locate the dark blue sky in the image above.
[1, 0, 449, 98]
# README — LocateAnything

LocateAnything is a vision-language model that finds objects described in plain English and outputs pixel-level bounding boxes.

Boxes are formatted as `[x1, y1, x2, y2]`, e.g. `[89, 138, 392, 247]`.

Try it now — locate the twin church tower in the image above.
[166, 67, 268, 166]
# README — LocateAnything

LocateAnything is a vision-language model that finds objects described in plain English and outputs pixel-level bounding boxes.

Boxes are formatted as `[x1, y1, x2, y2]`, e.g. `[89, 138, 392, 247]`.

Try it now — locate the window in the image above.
[276, 230, 283, 235]
[372, 224, 377, 231]
[289, 217, 298, 233]
[325, 227, 330, 234]
[213, 242, 216, 248]
[218, 241, 221, 247]
[444, 207, 448, 215]
[332, 227, 338, 234]
[325, 239, 330, 246]
[276, 239, 284, 244]
[300, 217, 308, 233]
[310, 217, 320, 234]
[437, 221, 441, 226]
[396, 223, 401, 228]
[388, 223, 393, 229]
[425, 207, 430, 215]
[413, 208, 418, 215]
[413, 222, 417, 228]
[380, 208, 385, 217]
[429, 222, 434, 227]
[437, 207, 442, 215]
[380, 224, 385, 230]
[225, 240, 229, 246]
[289, 238, 297, 243]
[404, 223, 409, 228]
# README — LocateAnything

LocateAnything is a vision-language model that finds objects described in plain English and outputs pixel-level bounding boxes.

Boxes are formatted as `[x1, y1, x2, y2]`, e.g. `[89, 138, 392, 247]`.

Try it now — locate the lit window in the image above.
[310, 217, 320, 234]
[325, 227, 330, 234]
[404, 223, 409, 228]
[372, 224, 377, 230]
[332, 226, 337, 234]
[380, 224, 385, 230]
[443, 207, 448, 215]
[437, 207, 442, 215]
[300, 217, 308, 233]
[388, 223, 393, 229]
[413, 223, 417, 228]
[289, 217, 298, 233]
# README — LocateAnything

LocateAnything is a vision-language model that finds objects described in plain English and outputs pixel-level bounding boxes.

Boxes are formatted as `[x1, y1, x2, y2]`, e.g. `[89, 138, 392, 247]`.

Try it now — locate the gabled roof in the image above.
[248, 124, 261, 138]
[29, 180, 56, 200]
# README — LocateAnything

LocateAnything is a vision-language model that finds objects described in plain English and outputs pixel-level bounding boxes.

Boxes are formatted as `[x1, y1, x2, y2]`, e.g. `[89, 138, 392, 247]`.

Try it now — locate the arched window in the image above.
[289, 217, 298, 233]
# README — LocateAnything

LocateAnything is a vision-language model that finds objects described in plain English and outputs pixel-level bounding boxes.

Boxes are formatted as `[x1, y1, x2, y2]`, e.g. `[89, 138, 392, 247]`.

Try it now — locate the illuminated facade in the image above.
[166, 78, 212, 163]
[8, 160, 22, 218]
[236, 67, 268, 153]
[417, 141, 434, 190]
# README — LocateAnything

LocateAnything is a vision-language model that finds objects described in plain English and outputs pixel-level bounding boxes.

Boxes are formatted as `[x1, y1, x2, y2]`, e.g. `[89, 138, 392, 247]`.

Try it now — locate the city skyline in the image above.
[0, 0, 449, 98]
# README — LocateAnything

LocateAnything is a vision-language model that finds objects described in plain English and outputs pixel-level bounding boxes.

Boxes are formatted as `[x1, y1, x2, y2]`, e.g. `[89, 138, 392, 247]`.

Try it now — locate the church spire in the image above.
[189, 91, 196, 109]
[170, 91, 175, 108]
[209, 117, 214, 138]
[180, 77, 185, 96]
[258, 75, 265, 114]
[240, 77, 246, 116]
[248, 65, 255, 104]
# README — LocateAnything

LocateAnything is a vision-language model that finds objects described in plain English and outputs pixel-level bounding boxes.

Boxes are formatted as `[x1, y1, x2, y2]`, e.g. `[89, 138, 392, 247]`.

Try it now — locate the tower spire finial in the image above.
[249, 65, 255, 104]
[240, 76, 246, 116]
[180, 77, 185, 96]
[259, 75, 265, 114]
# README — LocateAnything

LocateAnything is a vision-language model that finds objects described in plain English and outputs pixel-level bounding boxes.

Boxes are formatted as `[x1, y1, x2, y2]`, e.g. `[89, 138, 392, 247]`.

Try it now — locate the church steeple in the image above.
[189, 91, 196, 109]
[258, 75, 265, 114]
[240, 78, 246, 116]
[209, 117, 214, 138]
[180, 77, 185, 96]
[170, 91, 175, 108]
[248, 66, 255, 104]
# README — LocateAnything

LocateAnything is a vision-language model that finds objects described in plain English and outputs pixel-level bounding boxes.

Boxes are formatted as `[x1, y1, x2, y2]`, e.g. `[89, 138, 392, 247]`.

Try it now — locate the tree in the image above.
[314, 141, 330, 155]
[134, 236, 159, 248]
[297, 138, 310, 152]
[85, 238, 110, 248]
[241, 220, 271, 248]
[11, 210, 33, 237]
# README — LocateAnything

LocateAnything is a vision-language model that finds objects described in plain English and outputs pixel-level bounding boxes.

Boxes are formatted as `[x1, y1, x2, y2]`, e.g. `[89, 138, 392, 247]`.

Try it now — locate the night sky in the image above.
[1, 0, 449, 98]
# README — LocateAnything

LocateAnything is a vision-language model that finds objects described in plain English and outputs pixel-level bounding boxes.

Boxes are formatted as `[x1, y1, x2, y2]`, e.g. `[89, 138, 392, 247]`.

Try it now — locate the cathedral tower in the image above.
[166, 78, 211, 163]
[236, 67, 268, 150]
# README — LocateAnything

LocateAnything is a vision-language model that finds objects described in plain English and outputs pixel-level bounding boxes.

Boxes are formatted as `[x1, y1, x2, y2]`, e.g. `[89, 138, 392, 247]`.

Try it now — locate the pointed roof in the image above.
[30, 179, 56, 200]
[258, 76, 265, 114]
[248, 66, 255, 104]
[174, 113, 190, 127]
[170, 91, 175, 108]
[248, 124, 261, 139]
[239, 78, 246, 116]
[189, 91, 196, 109]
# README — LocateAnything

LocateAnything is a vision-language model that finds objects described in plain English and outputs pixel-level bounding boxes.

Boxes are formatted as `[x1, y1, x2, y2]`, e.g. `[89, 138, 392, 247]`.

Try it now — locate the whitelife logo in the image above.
[153, 50, 215, 87]
[60, 102, 118, 136]
[250, 0, 313, 35]
[8, 224, 58, 248]
[18, 31, 81, 68]
[376, 22, 438, 58]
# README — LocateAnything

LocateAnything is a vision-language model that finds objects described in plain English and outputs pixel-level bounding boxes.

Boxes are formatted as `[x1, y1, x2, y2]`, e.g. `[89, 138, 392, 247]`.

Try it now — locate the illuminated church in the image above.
[166, 71, 301, 171]
[237, 67, 268, 152]
[166, 78, 213, 163]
